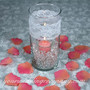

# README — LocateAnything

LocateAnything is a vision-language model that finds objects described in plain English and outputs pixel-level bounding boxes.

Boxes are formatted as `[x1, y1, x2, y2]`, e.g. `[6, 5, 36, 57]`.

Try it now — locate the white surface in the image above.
[0, 0, 90, 90]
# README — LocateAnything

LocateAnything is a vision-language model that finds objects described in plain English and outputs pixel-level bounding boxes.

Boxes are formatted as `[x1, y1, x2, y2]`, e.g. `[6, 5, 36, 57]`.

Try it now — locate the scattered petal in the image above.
[60, 42, 71, 50]
[44, 85, 60, 90]
[17, 83, 32, 90]
[34, 76, 49, 87]
[68, 51, 80, 59]
[23, 45, 31, 54]
[0, 57, 13, 65]
[17, 62, 33, 74]
[11, 38, 23, 45]
[85, 58, 90, 68]
[76, 70, 90, 81]
[89, 47, 90, 50]
[60, 35, 68, 42]
[65, 80, 81, 90]
[8, 47, 19, 55]
[74, 45, 89, 54]
[66, 61, 79, 71]
[4, 73, 20, 86]
[56, 35, 68, 42]
[54, 69, 70, 83]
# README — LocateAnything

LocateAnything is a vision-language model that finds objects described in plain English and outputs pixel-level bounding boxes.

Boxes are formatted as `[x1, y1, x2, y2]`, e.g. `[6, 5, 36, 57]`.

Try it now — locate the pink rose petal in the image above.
[44, 85, 60, 90]
[34, 76, 49, 87]
[4, 73, 20, 86]
[74, 45, 89, 54]
[54, 69, 70, 83]
[8, 47, 19, 55]
[60, 35, 68, 42]
[11, 38, 23, 45]
[17, 62, 33, 74]
[23, 45, 31, 54]
[76, 70, 90, 81]
[85, 58, 90, 68]
[0, 57, 13, 65]
[66, 61, 79, 71]
[17, 83, 32, 90]
[56, 35, 68, 42]
[89, 47, 90, 50]
[65, 80, 81, 90]
[68, 51, 80, 59]
[60, 42, 71, 50]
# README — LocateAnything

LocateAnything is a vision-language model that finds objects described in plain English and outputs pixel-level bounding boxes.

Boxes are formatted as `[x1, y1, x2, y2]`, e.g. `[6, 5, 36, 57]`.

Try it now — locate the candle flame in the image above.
[44, 37, 46, 40]
[43, 22, 46, 26]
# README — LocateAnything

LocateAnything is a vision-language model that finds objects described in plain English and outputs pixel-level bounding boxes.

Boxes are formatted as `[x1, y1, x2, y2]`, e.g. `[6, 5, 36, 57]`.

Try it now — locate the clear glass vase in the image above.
[29, 3, 61, 71]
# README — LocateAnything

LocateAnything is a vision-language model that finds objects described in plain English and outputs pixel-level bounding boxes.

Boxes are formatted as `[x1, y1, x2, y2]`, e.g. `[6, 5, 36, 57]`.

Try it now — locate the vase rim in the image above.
[28, 3, 62, 18]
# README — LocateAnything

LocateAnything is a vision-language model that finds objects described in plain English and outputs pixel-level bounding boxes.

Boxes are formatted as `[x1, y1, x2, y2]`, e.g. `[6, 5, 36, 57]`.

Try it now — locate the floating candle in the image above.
[39, 37, 51, 53]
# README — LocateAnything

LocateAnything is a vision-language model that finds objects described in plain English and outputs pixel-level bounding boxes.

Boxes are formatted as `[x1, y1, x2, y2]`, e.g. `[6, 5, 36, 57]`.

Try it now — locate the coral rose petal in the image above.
[23, 45, 31, 54]
[65, 80, 81, 90]
[68, 51, 80, 59]
[17, 83, 32, 90]
[11, 38, 23, 45]
[4, 73, 20, 86]
[17, 62, 33, 74]
[66, 61, 79, 71]
[56, 35, 68, 42]
[8, 47, 19, 55]
[0, 57, 13, 65]
[60, 35, 68, 42]
[76, 70, 90, 81]
[74, 45, 89, 54]
[89, 47, 90, 50]
[60, 42, 71, 50]
[85, 58, 90, 68]
[34, 76, 49, 87]
[44, 85, 60, 90]
[54, 69, 70, 83]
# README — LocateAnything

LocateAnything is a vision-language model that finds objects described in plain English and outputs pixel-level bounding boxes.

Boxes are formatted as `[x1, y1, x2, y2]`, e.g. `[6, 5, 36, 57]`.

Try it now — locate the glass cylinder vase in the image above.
[29, 3, 61, 71]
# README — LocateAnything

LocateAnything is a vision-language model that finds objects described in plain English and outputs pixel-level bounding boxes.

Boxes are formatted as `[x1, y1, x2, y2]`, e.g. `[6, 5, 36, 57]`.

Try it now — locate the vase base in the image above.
[32, 60, 57, 71]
